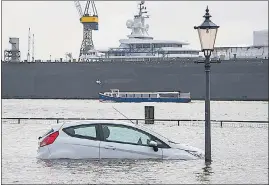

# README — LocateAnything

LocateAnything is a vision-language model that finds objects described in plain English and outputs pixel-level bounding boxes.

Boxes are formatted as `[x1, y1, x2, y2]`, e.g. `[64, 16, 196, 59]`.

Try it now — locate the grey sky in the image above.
[2, 1, 268, 60]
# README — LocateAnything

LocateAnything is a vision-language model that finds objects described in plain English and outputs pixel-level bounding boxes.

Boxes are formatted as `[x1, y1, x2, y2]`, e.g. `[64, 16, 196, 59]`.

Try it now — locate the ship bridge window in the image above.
[151, 94, 158, 98]
[140, 94, 146, 98]
[159, 93, 178, 98]
[168, 51, 182, 54]
[136, 44, 143, 48]
[143, 44, 150, 48]
[167, 51, 199, 54]
[154, 44, 164, 48]
[127, 94, 133, 98]
[115, 52, 125, 56]
[142, 94, 149, 98]
[134, 94, 140, 98]
[171, 44, 182, 47]
[122, 94, 128, 98]
[163, 44, 173, 47]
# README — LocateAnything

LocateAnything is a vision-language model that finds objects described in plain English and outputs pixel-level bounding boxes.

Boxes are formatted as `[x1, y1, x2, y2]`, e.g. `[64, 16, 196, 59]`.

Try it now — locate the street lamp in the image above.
[194, 6, 219, 163]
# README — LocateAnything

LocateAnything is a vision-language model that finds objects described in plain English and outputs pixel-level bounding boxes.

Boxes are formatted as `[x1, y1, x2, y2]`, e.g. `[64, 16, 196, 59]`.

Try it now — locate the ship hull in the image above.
[1, 59, 268, 101]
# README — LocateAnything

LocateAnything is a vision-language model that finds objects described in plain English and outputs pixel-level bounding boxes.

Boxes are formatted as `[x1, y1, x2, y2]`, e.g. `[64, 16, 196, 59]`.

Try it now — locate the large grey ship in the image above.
[2, 1, 268, 101]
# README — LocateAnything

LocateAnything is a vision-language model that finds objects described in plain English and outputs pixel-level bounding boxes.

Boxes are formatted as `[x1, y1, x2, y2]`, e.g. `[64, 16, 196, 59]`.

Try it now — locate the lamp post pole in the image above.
[205, 54, 211, 162]
[194, 6, 219, 163]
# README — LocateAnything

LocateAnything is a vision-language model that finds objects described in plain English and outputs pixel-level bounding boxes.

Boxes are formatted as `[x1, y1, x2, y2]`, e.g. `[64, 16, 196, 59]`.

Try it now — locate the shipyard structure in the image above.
[2, 1, 268, 101]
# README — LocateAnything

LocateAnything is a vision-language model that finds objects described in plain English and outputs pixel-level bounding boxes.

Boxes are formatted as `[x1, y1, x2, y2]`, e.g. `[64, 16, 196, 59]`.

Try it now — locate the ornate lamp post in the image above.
[194, 6, 219, 163]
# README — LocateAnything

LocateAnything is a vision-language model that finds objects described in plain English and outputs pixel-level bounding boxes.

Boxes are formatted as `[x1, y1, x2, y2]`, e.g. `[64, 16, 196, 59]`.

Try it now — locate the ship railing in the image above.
[99, 56, 200, 62]
[1, 117, 268, 128]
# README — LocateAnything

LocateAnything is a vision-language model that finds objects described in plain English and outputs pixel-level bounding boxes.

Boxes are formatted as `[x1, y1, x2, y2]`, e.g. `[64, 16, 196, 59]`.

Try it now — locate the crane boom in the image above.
[84, 1, 98, 16]
[74, 1, 83, 17]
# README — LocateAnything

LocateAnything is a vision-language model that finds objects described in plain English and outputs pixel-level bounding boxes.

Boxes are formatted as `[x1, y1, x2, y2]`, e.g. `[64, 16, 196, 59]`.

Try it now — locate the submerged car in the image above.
[37, 120, 204, 160]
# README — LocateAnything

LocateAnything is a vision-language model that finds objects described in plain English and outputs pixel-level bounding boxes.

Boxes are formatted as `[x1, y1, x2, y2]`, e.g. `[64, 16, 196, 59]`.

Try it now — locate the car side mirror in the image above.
[148, 140, 158, 152]
[149, 140, 157, 147]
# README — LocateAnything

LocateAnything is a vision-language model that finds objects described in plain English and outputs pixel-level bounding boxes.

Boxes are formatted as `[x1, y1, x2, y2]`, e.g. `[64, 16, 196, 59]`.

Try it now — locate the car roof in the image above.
[61, 120, 137, 128]
[60, 120, 171, 145]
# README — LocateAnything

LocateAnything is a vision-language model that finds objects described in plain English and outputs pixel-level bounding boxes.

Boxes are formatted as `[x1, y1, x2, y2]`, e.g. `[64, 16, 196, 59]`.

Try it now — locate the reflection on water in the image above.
[195, 162, 214, 183]
[36, 159, 167, 173]
[35, 159, 191, 184]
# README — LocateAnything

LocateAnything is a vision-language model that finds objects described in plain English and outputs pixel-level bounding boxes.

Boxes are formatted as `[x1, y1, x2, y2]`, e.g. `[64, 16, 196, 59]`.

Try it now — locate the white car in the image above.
[37, 120, 204, 160]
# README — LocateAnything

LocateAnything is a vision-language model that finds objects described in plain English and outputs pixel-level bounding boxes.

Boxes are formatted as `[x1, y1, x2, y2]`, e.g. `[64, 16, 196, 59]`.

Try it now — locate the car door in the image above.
[99, 124, 163, 159]
[51, 124, 100, 159]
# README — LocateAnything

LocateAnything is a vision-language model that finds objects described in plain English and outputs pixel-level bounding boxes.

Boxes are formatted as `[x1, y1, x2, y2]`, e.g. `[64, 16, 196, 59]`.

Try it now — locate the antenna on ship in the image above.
[32, 34, 35, 62]
[27, 28, 31, 62]
[138, 0, 148, 17]
[126, 0, 151, 39]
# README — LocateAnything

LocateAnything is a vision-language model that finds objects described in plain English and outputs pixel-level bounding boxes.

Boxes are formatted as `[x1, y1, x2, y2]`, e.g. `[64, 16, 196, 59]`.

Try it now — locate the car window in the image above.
[63, 124, 97, 140]
[102, 124, 156, 146]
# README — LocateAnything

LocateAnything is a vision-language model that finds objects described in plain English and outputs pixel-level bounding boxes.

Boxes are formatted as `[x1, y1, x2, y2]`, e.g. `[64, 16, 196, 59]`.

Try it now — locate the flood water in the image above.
[1, 100, 268, 184]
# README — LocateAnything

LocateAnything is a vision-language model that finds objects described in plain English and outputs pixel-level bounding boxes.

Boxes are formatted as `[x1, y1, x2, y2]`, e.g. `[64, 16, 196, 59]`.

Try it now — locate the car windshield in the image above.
[137, 125, 178, 144]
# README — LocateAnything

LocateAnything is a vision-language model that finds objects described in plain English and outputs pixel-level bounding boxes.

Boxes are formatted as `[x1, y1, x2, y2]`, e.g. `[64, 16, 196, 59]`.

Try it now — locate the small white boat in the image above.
[99, 89, 191, 103]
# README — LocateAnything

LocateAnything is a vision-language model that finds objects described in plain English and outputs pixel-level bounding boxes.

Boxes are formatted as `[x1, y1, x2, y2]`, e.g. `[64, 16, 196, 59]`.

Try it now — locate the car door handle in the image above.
[104, 145, 116, 150]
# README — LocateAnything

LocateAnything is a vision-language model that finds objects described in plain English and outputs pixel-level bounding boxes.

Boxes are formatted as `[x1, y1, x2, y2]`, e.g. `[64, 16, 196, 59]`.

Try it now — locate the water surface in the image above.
[2, 100, 268, 184]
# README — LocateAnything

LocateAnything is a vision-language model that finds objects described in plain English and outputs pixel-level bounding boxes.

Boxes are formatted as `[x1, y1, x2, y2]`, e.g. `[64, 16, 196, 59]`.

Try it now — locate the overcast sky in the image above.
[2, 1, 268, 60]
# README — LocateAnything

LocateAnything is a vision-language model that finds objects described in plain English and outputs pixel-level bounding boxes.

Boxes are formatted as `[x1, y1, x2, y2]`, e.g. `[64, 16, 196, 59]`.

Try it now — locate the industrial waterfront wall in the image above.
[1, 59, 268, 101]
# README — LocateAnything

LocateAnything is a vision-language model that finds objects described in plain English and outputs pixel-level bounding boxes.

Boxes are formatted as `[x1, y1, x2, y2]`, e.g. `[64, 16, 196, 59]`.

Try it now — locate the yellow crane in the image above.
[74, 1, 98, 62]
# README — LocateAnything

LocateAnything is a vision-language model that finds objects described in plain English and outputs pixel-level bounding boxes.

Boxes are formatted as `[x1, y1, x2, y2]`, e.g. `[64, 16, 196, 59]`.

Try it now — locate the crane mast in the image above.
[27, 28, 31, 62]
[74, 1, 98, 62]
[32, 34, 35, 62]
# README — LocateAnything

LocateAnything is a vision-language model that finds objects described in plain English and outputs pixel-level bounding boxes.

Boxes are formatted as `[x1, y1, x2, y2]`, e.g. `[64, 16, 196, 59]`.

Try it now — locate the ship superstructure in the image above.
[99, 1, 200, 59]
